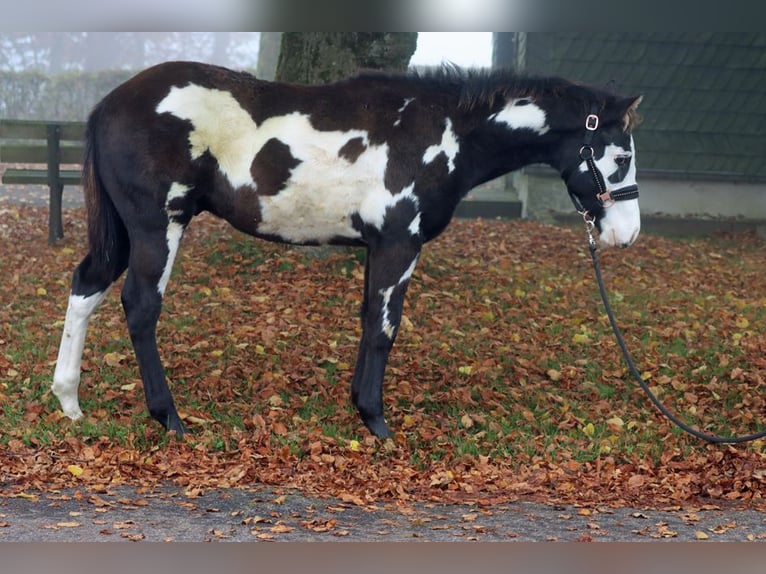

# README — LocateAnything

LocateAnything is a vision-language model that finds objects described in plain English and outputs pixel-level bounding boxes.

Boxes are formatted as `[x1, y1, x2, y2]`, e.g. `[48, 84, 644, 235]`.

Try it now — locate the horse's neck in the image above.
[459, 119, 554, 189]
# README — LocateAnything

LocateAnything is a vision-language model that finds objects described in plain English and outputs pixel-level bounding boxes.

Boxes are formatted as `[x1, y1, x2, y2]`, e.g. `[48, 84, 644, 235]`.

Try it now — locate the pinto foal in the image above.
[53, 61, 641, 438]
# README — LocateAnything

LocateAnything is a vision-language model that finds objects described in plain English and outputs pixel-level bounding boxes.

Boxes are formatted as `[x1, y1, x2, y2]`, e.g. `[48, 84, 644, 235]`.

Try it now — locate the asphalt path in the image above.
[1, 484, 764, 542]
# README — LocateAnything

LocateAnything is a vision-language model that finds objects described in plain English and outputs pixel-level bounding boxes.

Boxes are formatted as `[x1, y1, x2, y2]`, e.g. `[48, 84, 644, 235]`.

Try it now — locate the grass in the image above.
[2, 209, 765, 506]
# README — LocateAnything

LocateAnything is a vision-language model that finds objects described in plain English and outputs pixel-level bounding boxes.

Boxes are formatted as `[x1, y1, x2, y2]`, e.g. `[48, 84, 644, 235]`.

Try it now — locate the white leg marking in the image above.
[51, 291, 108, 420]
[379, 255, 420, 340]
[380, 286, 396, 339]
[408, 212, 422, 236]
[158, 221, 184, 296]
[166, 181, 191, 205]
[399, 256, 419, 285]
[158, 182, 190, 296]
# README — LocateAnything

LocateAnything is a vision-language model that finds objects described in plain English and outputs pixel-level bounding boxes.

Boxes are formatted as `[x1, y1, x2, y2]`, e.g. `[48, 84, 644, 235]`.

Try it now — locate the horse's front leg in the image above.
[351, 240, 421, 438]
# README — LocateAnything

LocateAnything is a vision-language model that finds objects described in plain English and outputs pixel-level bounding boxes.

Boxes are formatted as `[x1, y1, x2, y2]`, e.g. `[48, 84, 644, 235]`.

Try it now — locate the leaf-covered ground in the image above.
[1, 205, 765, 509]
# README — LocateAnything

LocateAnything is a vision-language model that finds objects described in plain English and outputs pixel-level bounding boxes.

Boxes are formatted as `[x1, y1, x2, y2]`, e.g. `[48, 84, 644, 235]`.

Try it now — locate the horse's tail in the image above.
[83, 103, 126, 272]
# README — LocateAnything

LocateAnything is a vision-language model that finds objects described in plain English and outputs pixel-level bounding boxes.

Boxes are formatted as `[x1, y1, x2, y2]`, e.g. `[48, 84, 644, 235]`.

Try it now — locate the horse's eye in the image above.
[615, 154, 631, 166]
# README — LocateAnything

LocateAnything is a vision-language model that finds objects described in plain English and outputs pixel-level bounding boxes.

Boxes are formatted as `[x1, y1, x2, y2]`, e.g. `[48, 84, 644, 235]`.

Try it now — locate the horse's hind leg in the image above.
[52, 250, 129, 419]
[121, 226, 186, 434]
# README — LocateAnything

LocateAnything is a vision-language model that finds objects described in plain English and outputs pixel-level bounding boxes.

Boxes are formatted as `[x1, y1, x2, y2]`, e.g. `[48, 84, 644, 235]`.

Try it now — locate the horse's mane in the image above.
[411, 65, 580, 111]
[356, 65, 641, 131]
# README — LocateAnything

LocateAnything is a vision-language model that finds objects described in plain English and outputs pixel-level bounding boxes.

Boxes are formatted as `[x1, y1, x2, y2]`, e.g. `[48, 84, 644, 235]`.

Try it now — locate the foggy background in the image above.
[1, 32, 262, 73]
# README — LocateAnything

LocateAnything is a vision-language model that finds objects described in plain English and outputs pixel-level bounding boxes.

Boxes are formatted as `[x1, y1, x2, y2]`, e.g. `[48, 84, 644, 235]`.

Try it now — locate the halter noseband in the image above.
[568, 105, 639, 214]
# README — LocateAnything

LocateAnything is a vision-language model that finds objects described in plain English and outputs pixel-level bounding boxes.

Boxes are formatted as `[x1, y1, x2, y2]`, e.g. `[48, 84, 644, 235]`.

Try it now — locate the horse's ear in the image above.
[625, 95, 643, 111]
[621, 95, 643, 132]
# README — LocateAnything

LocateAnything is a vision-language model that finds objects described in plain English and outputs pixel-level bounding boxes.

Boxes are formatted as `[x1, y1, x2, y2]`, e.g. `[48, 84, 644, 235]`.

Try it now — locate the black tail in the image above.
[83, 104, 127, 273]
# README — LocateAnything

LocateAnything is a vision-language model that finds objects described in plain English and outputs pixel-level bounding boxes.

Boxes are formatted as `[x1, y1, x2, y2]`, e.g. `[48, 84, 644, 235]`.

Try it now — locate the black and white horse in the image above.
[52, 61, 642, 438]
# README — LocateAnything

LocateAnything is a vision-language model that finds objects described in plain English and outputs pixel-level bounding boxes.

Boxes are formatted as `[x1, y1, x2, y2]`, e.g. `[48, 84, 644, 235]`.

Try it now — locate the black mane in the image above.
[357, 64, 618, 113]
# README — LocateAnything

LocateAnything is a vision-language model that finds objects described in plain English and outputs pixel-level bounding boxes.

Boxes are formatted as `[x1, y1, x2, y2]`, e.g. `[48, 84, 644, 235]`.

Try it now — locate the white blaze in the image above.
[581, 137, 641, 247]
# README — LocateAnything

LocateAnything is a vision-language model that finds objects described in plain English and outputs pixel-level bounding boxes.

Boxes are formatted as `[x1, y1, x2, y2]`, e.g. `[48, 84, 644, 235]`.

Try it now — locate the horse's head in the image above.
[559, 95, 643, 248]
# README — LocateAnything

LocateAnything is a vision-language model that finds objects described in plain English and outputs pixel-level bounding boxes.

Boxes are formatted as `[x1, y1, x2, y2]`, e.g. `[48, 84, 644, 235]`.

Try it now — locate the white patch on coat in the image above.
[359, 183, 418, 231]
[580, 137, 641, 248]
[158, 85, 260, 188]
[379, 255, 420, 339]
[158, 183, 190, 295]
[394, 97, 415, 127]
[408, 212, 422, 236]
[52, 290, 109, 420]
[257, 117, 388, 242]
[423, 118, 459, 173]
[491, 99, 550, 135]
[157, 83, 413, 244]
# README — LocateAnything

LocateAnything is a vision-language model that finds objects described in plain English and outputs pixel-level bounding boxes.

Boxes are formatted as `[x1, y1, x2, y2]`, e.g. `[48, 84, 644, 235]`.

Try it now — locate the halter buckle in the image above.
[597, 190, 615, 208]
[585, 114, 599, 131]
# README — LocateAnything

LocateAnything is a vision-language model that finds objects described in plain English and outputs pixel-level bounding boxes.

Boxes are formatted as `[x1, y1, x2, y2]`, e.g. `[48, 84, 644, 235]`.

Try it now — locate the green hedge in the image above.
[0, 70, 134, 121]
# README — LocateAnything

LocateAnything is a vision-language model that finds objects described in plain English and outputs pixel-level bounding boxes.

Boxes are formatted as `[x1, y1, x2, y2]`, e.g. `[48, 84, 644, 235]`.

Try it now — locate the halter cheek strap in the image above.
[568, 105, 639, 214]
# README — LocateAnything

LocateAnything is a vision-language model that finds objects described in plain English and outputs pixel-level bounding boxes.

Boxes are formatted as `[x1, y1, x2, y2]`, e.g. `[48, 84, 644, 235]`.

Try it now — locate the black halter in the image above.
[568, 105, 639, 215]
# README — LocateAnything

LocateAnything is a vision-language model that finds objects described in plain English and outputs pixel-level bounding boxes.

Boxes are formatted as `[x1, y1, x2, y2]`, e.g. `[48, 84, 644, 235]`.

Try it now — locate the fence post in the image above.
[46, 123, 64, 243]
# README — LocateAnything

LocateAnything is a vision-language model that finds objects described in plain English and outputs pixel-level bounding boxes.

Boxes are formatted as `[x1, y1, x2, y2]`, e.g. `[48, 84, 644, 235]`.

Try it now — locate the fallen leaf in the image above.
[546, 369, 561, 381]
[339, 492, 365, 506]
[67, 465, 84, 477]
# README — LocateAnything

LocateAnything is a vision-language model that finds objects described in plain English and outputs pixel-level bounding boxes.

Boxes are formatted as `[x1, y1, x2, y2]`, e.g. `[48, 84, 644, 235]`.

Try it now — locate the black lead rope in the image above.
[587, 235, 766, 444]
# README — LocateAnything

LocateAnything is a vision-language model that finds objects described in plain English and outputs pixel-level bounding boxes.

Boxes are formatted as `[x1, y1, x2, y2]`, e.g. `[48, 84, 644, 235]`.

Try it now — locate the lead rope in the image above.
[583, 216, 766, 444]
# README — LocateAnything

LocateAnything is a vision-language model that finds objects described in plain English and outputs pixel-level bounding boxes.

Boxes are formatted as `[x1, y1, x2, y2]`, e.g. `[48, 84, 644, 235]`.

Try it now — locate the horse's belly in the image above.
[255, 186, 355, 244]
[255, 146, 393, 244]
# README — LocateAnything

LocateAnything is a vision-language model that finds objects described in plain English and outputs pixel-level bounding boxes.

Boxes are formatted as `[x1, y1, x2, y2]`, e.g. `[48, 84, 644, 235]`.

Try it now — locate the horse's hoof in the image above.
[363, 416, 392, 439]
[165, 415, 187, 436]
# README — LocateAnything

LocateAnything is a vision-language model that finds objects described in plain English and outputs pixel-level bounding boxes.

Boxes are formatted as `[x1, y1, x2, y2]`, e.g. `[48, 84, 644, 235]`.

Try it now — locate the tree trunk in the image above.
[256, 32, 282, 80]
[492, 33, 517, 69]
[275, 32, 417, 84]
